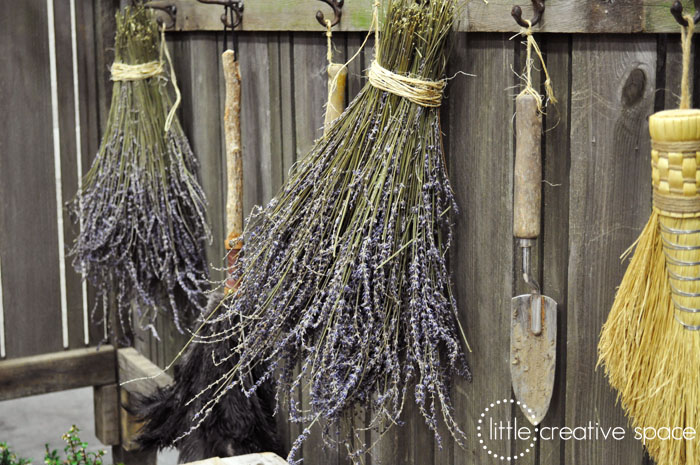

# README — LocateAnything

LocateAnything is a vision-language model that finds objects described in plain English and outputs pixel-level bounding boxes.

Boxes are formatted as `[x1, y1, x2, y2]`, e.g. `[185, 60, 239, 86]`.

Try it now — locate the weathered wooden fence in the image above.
[3, 1, 700, 464]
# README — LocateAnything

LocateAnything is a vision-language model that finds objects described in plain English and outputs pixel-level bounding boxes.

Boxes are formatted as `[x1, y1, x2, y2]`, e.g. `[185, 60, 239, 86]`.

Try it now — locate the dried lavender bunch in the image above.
[70, 6, 210, 338]
[189, 0, 468, 461]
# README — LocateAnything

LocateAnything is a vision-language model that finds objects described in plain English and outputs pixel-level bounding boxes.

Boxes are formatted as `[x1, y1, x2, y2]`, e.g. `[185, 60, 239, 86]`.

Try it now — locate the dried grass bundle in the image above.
[182, 0, 470, 462]
[599, 89, 700, 465]
[70, 7, 210, 338]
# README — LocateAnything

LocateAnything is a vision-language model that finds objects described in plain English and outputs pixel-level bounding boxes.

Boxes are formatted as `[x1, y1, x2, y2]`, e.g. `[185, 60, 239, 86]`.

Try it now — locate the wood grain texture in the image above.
[177, 32, 226, 284]
[52, 0, 92, 350]
[160, 0, 695, 33]
[292, 32, 328, 160]
[223, 51, 244, 237]
[94, 0, 118, 133]
[663, 33, 695, 110]
[77, 0, 106, 346]
[118, 347, 173, 395]
[279, 33, 297, 179]
[276, 32, 297, 456]
[565, 34, 657, 464]
[514, 94, 543, 239]
[0, 346, 116, 401]
[538, 34, 571, 465]
[447, 32, 515, 465]
[239, 33, 276, 212]
[0, 0, 64, 359]
[267, 34, 285, 196]
[94, 383, 121, 446]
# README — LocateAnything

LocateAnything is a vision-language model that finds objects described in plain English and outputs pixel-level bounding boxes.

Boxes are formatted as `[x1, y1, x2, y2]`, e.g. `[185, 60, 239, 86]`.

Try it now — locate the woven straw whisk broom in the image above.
[598, 15, 700, 465]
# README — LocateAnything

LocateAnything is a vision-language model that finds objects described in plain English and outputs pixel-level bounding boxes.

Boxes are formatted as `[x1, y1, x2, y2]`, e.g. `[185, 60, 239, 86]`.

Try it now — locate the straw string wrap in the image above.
[111, 61, 163, 81]
[326, 19, 333, 64]
[368, 60, 446, 107]
[651, 138, 700, 217]
[110, 24, 181, 133]
[515, 21, 557, 111]
[680, 14, 695, 110]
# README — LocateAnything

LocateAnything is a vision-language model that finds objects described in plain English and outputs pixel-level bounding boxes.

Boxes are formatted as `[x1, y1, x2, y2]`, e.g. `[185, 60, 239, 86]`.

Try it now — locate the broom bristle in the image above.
[599, 212, 700, 465]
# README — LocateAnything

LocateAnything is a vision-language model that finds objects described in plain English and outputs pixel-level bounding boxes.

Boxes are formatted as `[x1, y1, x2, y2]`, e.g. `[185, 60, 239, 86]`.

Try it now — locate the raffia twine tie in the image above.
[368, 60, 446, 108]
[513, 21, 557, 111]
[109, 24, 181, 133]
[111, 60, 164, 81]
[680, 12, 695, 110]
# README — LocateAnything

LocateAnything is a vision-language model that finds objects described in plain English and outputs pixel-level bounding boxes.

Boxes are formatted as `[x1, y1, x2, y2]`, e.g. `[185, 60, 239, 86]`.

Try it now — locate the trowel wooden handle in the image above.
[223, 50, 243, 242]
[513, 94, 542, 239]
[323, 63, 347, 134]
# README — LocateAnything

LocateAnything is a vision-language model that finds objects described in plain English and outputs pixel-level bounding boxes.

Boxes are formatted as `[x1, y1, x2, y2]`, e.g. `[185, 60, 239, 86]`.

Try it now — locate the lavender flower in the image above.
[69, 7, 211, 340]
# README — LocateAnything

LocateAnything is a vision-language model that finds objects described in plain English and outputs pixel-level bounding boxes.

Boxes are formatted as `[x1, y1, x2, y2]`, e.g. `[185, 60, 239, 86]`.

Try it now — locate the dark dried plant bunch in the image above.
[181, 0, 469, 462]
[70, 6, 211, 340]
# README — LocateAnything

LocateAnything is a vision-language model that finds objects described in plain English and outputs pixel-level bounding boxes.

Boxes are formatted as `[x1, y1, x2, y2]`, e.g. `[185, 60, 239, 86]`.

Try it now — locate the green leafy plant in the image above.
[0, 443, 31, 465]
[43, 426, 119, 465]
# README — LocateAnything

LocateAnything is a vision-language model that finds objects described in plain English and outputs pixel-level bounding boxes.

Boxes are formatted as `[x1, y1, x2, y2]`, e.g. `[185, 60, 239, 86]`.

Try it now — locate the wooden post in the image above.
[0, 346, 116, 401]
[94, 384, 120, 446]
[90, 348, 173, 465]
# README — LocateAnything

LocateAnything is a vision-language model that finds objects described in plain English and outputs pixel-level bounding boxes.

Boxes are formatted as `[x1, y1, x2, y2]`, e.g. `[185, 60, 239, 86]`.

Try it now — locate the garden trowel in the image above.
[510, 94, 557, 426]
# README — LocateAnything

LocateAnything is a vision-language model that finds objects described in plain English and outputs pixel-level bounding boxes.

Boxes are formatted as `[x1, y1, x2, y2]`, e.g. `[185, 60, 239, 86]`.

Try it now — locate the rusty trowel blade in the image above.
[510, 293, 556, 425]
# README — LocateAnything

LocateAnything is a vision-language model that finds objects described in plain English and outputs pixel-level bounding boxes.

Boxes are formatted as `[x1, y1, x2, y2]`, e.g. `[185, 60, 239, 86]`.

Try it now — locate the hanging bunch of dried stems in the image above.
[176, 0, 470, 462]
[70, 6, 210, 339]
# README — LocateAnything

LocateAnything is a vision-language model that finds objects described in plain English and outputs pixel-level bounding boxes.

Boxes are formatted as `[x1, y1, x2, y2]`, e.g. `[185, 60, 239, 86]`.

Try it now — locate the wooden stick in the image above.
[223, 50, 243, 242]
[513, 94, 542, 239]
[324, 63, 347, 134]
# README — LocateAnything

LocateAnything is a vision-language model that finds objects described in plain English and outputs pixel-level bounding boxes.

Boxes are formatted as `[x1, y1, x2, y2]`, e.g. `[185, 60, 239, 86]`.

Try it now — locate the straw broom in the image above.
[133, 27, 352, 459]
[598, 16, 700, 465]
[70, 6, 210, 338]
[184, 0, 469, 462]
[132, 45, 288, 461]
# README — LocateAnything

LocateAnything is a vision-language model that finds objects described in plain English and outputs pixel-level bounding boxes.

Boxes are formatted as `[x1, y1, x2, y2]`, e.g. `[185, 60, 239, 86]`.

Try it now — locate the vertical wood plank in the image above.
[0, 0, 63, 358]
[94, 0, 118, 133]
[277, 31, 298, 457]
[54, 0, 89, 349]
[268, 33, 285, 195]
[239, 32, 275, 212]
[77, 0, 107, 346]
[565, 34, 657, 465]
[279, 33, 297, 179]
[290, 29, 337, 465]
[182, 33, 226, 284]
[345, 32, 368, 103]
[663, 34, 695, 110]
[538, 34, 572, 465]
[292, 32, 328, 159]
[449, 32, 515, 465]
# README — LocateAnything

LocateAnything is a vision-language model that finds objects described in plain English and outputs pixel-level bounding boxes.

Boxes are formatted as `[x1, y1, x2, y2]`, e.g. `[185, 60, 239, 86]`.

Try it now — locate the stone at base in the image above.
[184, 452, 287, 465]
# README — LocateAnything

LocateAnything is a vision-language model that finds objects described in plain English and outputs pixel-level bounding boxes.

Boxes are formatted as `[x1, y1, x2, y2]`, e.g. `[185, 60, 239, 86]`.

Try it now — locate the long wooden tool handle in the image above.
[323, 63, 348, 134]
[513, 94, 542, 239]
[223, 50, 243, 244]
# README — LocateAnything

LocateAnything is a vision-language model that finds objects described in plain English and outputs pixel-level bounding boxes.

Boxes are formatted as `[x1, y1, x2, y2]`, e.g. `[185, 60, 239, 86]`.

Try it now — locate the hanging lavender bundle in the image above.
[188, 0, 469, 461]
[70, 7, 210, 338]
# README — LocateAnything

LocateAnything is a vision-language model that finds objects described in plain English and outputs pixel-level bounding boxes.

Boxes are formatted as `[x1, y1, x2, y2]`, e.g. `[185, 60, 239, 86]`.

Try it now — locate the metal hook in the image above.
[511, 0, 545, 28]
[144, 3, 177, 29]
[197, 0, 244, 29]
[671, 0, 700, 27]
[316, 0, 344, 28]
